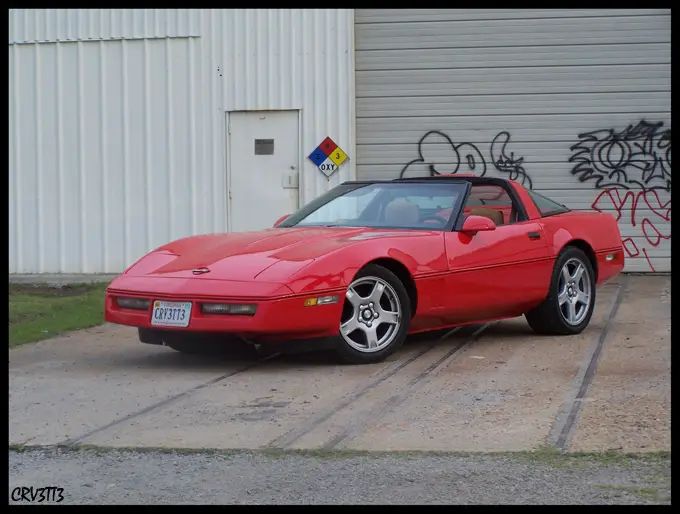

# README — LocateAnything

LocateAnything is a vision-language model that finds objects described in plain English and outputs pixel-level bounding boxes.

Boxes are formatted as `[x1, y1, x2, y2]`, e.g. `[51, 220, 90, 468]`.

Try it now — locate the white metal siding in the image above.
[355, 9, 671, 273]
[9, 37, 203, 274]
[8, 9, 200, 42]
[8, 9, 355, 274]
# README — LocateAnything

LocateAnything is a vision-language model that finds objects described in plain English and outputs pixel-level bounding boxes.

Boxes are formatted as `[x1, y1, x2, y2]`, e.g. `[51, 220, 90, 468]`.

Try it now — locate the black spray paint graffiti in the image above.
[490, 132, 531, 186]
[399, 130, 533, 188]
[568, 120, 671, 273]
[569, 120, 671, 192]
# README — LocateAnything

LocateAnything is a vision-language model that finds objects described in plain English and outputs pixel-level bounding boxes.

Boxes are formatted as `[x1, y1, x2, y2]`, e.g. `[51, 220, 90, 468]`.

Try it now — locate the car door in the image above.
[442, 186, 554, 323]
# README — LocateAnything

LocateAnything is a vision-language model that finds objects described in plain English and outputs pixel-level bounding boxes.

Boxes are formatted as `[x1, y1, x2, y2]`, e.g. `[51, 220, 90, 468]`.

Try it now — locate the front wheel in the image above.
[525, 247, 596, 335]
[334, 264, 412, 364]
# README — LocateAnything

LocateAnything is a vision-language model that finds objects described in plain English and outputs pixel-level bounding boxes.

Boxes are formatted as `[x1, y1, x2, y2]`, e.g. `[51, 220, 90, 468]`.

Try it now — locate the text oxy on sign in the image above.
[308, 136, 349, 177]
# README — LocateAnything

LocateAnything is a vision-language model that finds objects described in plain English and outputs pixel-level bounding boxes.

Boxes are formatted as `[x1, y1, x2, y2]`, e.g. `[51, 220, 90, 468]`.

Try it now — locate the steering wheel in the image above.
[420, 215, 448, 225]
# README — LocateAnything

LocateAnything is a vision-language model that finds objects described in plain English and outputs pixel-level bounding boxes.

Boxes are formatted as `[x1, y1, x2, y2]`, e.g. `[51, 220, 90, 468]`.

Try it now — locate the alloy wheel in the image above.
[557, 257, 592, 326]
[340, 276, 402, 353]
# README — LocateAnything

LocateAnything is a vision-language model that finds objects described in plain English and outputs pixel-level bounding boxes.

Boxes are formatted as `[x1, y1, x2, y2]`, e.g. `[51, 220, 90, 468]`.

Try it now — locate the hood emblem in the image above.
[192, 267, 211, 275]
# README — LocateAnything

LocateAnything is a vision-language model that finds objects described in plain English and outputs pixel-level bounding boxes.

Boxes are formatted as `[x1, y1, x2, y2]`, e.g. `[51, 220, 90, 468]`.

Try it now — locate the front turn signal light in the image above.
[304, 295, 340, 307]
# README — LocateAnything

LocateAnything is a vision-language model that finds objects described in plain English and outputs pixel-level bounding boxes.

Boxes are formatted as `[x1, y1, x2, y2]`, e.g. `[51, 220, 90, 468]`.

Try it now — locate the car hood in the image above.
[124, 226, 420, 281]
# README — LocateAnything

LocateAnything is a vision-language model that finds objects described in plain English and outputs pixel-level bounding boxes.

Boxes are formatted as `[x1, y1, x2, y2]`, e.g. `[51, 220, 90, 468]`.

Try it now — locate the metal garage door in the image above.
[354, 9, 671, 273]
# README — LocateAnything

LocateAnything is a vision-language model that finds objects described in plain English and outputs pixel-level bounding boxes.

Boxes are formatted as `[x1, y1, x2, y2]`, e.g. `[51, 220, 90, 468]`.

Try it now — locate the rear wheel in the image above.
[525, 246, 596, 335]
[334, 264, 412, 364]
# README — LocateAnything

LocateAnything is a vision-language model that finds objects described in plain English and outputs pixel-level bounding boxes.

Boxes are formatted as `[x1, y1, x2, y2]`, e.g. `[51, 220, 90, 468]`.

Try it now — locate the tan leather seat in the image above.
[467, 207, 504, 226]
[384, 199, 420, 225]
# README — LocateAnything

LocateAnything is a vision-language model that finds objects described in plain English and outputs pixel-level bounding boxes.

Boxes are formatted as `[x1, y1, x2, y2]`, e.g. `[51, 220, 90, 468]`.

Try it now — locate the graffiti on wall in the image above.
[399, 130, 533, 188]
[399, 119, 670, 271]
[569, 121, 671, 192]
[489, 132, 532, 188]
[591, 188, 670, 272]
[568, 120, 671, 272]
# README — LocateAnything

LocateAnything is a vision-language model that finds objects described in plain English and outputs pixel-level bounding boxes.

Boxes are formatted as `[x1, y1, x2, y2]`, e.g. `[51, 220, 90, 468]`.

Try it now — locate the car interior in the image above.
[466, 207, 504, 226]
[459, 185, 520, 226]
[430, 184, 521, 228]
[383, 198, 421, 226]
[379, 183, 520, 230]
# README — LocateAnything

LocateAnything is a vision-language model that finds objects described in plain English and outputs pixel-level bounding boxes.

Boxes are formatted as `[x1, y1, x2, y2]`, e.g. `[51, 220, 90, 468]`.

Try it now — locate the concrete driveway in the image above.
[9, 276, 670, 454]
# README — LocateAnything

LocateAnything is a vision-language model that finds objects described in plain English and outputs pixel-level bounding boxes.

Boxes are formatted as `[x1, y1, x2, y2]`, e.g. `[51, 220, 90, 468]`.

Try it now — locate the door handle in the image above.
[527, 231, 541, 240]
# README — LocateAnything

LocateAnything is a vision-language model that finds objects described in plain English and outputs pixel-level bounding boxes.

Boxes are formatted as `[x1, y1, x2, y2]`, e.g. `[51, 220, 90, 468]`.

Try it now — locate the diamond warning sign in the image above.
[308, 137, 349, 177]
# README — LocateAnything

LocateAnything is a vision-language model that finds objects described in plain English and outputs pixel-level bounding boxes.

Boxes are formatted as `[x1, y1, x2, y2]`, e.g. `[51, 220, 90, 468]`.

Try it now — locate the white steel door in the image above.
[228, 110, 300, 232]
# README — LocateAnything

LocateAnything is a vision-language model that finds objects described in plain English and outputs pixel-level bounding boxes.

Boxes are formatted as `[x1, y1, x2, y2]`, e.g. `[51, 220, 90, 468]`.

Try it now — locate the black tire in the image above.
[334, 264, 412, 364]
[158, 331, 260, 359]
[525, 246, 596, 335]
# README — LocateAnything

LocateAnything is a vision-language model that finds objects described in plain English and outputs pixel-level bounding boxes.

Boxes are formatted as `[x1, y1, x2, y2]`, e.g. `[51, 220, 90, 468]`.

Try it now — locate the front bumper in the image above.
[105, 282, 345, 341]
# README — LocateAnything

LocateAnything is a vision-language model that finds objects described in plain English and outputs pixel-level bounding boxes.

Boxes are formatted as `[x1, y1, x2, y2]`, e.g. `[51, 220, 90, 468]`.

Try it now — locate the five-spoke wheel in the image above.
[335, 264, 411, 364]
[525, 246, 596, 335]
[557, 257, 592, 326]
[341, 276, 402, 353]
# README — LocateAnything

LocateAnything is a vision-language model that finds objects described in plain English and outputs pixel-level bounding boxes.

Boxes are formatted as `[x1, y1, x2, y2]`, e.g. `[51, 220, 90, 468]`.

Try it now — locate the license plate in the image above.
[151, 301, 192, 328]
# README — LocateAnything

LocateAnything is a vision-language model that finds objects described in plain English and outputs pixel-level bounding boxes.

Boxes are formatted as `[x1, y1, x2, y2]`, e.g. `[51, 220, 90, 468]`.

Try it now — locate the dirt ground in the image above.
[9, 275, 670, 454]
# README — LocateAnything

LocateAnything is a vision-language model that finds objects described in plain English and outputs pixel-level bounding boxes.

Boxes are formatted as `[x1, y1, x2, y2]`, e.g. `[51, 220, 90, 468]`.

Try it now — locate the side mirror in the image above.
[273, 214, 290, 227]
[461, 215, 496, 235]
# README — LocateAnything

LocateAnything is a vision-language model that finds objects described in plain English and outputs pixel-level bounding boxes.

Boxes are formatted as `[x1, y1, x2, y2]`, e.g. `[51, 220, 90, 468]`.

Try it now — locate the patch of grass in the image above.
[8, 443, 671, 467]
[9, 283, 109, 347]
[507, 444, 670, 469]
[596, 485, 668, 502]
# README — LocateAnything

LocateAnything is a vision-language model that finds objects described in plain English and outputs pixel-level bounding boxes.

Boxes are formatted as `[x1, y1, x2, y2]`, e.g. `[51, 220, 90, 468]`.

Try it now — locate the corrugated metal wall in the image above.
[354, 9, 671, 273]
[8, 9, 201, 42]
[8, 9, 355, 274]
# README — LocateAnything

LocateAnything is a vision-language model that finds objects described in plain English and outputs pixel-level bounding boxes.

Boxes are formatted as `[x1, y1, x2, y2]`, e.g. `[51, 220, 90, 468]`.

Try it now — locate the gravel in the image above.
[9, 448, 670, 505]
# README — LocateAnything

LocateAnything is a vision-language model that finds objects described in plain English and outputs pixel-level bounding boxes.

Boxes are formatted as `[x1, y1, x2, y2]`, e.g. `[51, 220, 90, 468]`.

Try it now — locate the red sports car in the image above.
[105, 175, 625, 364]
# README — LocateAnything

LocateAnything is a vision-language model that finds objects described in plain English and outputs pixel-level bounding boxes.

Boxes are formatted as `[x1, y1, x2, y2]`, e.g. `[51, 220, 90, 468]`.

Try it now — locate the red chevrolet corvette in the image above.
[105, 175, 624, 364]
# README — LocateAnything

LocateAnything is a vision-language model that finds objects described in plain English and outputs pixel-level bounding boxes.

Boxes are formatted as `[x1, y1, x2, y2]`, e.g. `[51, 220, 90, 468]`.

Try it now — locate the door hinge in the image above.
[228, 189, 232, 200]
[228, 123, 231, 135]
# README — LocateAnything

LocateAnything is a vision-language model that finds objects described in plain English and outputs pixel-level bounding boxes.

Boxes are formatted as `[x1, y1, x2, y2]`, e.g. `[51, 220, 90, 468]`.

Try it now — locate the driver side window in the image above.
[462, 185, 518, 226]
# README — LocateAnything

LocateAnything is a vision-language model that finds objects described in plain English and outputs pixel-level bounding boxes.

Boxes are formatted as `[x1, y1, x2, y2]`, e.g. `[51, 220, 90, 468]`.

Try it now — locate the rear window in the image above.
[527, 190, 569, 217]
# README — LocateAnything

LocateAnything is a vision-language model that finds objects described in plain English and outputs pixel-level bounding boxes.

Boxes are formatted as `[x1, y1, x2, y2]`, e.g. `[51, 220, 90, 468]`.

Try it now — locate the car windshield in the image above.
[279, 182, 467, 230]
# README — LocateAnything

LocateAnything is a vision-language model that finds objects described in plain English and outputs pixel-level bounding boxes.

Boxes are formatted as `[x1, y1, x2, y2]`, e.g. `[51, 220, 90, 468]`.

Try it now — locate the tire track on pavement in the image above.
[547, 276, 628, 450]
[323, 322, 493, 450]
[58, 352, 282, 446]
[268, 323, 492, 450]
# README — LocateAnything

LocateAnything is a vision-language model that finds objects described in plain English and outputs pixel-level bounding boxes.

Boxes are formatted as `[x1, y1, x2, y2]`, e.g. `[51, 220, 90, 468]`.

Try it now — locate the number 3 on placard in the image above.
[335, 152, 340, 159]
